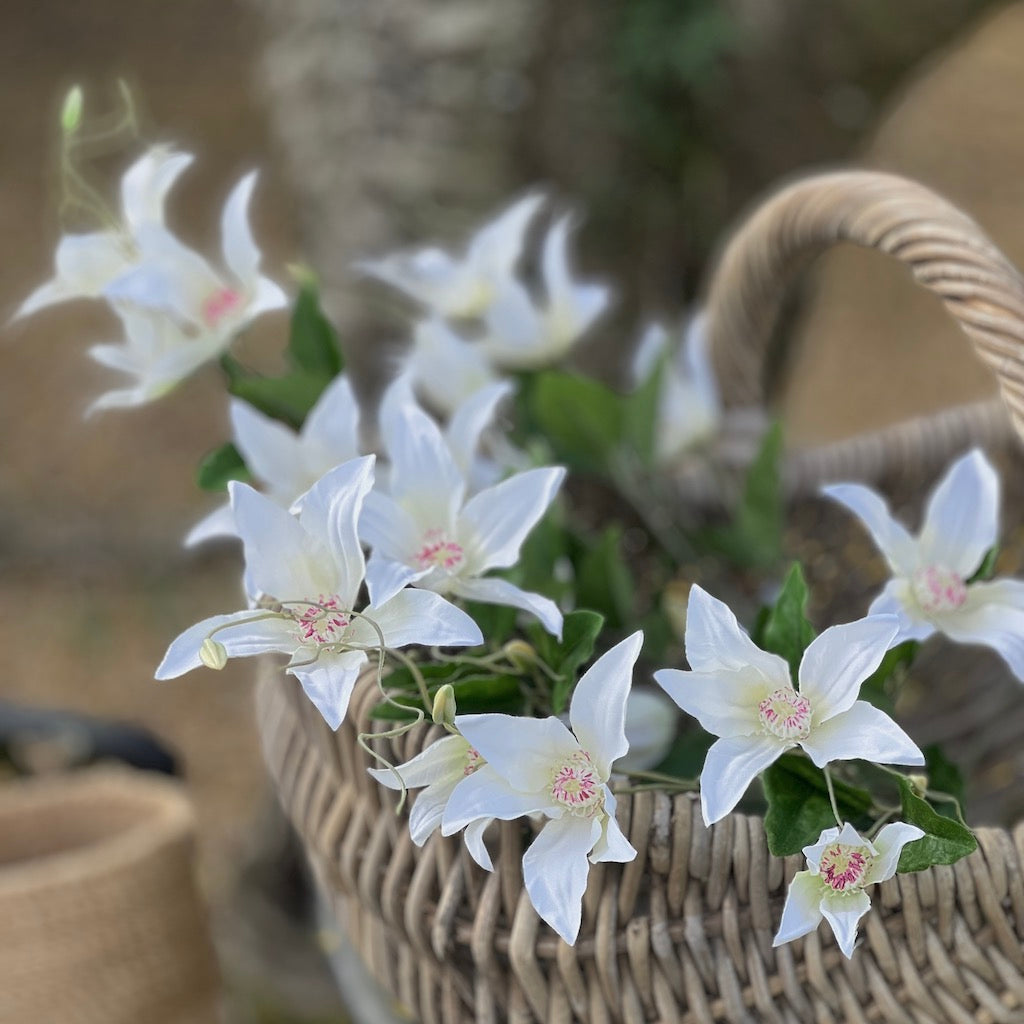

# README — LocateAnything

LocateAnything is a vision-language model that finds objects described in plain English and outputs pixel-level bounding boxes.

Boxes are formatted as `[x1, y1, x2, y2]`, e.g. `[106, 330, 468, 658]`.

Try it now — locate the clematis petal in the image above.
[801, 826, 843, 874]
[230, 399, 304, 490]
[868, 580, 936, 643]
[455, 714, 578, 792]
[245, 275, 289, 319]
[17, 233, 131, 317]
[463, 818, 494, 871]
[407, 317, 500, 416]
[442, 766, 555, 832]
[302, 374, 361, 457]
[364, 552, 427, 609]
[458, 466, 566, 573]
[799, 701, 924, 768]
[155, 610, 296, 678]
[699, 735, 784, 825]
[542, 214, 609, 339]
[682, 586, 792, 685]
[798, 615, 899, 722]
[359, 490, 421, 559]
[368, 734, 468, 791]
[356, 247, 465, 311]
[296, 456, 376, 608]
[590, 795, 636, 864]
[445, 380, 515, 481]
[935, 583, 1024, 682]
[820, 482, 918, 576]
[220, 171, 261, 285]
[467, 191, 545, 276]
[120, 147, 193, 231]
[349, 588, 482, 651]
[820, 888, 872, 959]
[288, 648, 368, 730]
[451, 576, 563, 639]
[864, 822, 925, 885]
[407, 779, 460, 846]
[772, 872, 825, 947]
[654, 667, 765, 739]
[184, 501, 236, 547]
[567, 631, 644, 778]
[918, 449, 999, 578]
[522, 814, 602, 945]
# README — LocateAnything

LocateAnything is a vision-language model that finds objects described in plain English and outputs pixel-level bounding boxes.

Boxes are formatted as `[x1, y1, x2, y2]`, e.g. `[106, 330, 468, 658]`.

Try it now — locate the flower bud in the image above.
[431, 683, 457, 727]
[502, 639, 537, 672]
[200, 638, 228, 670]
[61, 86, 83, 134]
[907, 774, 929, 797]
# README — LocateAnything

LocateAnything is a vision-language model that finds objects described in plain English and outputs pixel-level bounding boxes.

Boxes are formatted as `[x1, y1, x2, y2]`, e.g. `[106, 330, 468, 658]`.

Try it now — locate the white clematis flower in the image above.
[368, 734, 494, 870]
[186, 374, 361, 545]
[357, 193, 545, 319]
[16, 146, 194, 319]
[773, 821, 924, 958]
[654, 586, 924, 826]
[156, 455, 483, 729]
[105, 170, 286, 343]
[442, 631, 644, 944]
[822, 448, 1024, 681]
[361, 385, 565, 638]
[631, 313, 721, 464]
[482, 213, 612, 370]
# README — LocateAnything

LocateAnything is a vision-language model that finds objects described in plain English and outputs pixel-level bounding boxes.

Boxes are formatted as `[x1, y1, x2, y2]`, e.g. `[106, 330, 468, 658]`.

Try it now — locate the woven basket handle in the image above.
[704, 170, 1024, 444]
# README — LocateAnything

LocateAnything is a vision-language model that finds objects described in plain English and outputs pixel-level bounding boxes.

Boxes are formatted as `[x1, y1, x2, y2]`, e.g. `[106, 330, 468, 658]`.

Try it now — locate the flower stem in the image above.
[823, 765, 842, 827]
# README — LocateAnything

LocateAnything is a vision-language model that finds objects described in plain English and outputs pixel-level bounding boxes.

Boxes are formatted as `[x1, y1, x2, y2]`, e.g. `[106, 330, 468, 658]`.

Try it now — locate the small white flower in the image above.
[16, 146, 194, 319]
[481, 213, 612, 370]
[631, 313, 721, 463]
[361, 384, 565, 637]
[368, 735, 494, 869]
[357, 193, 545, 319]
[156, 455, 483, 729]
[105, 171, 287, 343]
[441, 632, 644, 944]
[773, 821, 924, 958]
[186, 374, 361, 545]
[615, 688, 679, 773]
[654, 586, 924, 825]
[822, 448, 1024, 681]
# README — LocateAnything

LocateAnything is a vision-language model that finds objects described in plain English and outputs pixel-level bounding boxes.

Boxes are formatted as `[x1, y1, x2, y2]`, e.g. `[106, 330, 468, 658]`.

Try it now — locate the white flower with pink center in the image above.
[360, 380, 565, 638]
[441, 632, 643, 945]
[156, 456, 482, 729]
[654, 586, 924, 826]
[774, 821, 924, 958]
[823, 448, 1024, 682]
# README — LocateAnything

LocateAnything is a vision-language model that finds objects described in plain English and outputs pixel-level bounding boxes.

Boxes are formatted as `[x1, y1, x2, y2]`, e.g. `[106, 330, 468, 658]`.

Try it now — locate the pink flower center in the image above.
[414, 529, 464, 572]
[550, 750, 602, 816]
[819, 842, 871, 892]
[911, 566, 967, 615]
[295, 595, 350, 645]
[758, 688, 812, 741]
[202, 286, 243, 328]
[463, 747, 484, 777]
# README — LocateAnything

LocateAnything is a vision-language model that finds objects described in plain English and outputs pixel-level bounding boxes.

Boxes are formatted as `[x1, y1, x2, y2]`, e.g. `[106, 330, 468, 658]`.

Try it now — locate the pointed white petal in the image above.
[407, 779, 460, 846]
[296, 456, 376, 608]
[772, 872, 825, 947]
[302, 374, 360, 456]
[522, 814, 601, 945]
[85, 386, 150, 415]
[864, 822, 925, 885]
[407, 316, 500, 416]
[820, 889, 871, 959]
[351, 588, 482, 651]
[936, 583, 1024, 681]
[450, 576, 563, 638]
[120, 147, 194, 231]
[801, 826, 843, 874]
[56, 232, 134, 295]
[467, 192, 545, 276]
[442, 766, 554, 832]
[590, 801, 636, 864]
[798, 616, 899, 722]
[359, 490, 421, 560]
[463, 818, 494, 871]
[220, 171, 261, 285]
[15, 277, 78, 319]
[799, 701, 924, 768]
[184, 502, 237, 547]
[88, 342, 146, 374]
[820, 482, 918, 576]
[229, 399, 302, 490]
[480, 280, 545, 367]
[680, 312, 720, 417]
[455, 714, 577, 792]
[357, 248, 469, 313]
[288, 648, 368, 729]
[244, 275, 289, 319]
[445, 380, 515, 480]
[368, 734, 468, 791]
[458, 466, 565, 573]
[567, 631, 643, 778]
[699, 735, 784, 825]
[867, 580, 936, 643]
[155, 610, 296, 678]
[630, 323, 667, 389]
[653, 667, 764, 739]
[683, 586, 792, 684]
[918, 449, 999, 578]
[364, 552, 426, 609]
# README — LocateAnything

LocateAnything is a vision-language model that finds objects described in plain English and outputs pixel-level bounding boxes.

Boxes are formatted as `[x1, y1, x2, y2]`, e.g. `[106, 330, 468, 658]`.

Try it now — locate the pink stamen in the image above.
[202, 286, 243, 328]
[912, 566, 968, 615]
[550, 750, 602, 815]
[414, 528, 464, 572]
[296, 595, 350, 645]
[819, 843, 870, 892]
[464, 747, 484, 777]
[758, 689, 812, 740]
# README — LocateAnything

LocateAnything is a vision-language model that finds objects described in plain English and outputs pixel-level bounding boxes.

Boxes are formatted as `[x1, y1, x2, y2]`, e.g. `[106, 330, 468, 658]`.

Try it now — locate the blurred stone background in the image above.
[3, 0, 1024, 1020]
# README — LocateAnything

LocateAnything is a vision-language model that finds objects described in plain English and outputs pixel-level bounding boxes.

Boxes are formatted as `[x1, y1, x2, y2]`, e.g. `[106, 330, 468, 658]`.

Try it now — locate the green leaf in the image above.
[967, 546, 999, 584]
[923, 744, 967, 811]
[195, 442, 250, 492]
[622, 349, 666, 464]
[225, 368, 331, 428]
[762, 754, 874, 856]
[288, 280, 343, 377]
[450, 674, 523, 715]
[654, 725, 712, 780]
[528, 609, 605, 714]
[896, 774, 977, 872]
[371, 670, 523, 722]
[379, 661, 464, 693]
[575, 527, 634, 628]
[529, 371, 625, 474]
[859, 640, 918, 713]
[758, 563, 816, 679]
[462, 601, 518, 649]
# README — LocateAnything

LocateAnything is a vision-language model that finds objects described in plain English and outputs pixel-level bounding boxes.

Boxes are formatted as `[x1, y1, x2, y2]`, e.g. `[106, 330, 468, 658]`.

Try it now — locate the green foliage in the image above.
[575, 527, 634, 628]
[896, 773, 977, 872]
[195, 441, 250, 492]
[621, 350, 665, 465]
[527, 609, 606, 715]
[288, 278, 344, 378]
[923, 744, 967, 810]
[967, 546, 999, 584]
[756, 563, 816, 680]
[859, 640, 918, 713]
[762, 754, 873, 856]
[653, 724, 712, 780]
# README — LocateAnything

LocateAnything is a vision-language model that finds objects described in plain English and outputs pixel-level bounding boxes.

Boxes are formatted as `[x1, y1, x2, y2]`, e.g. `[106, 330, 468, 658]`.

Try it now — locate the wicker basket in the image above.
[0, 766, 222, 1024]
[257, 170, 1024, 1023]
